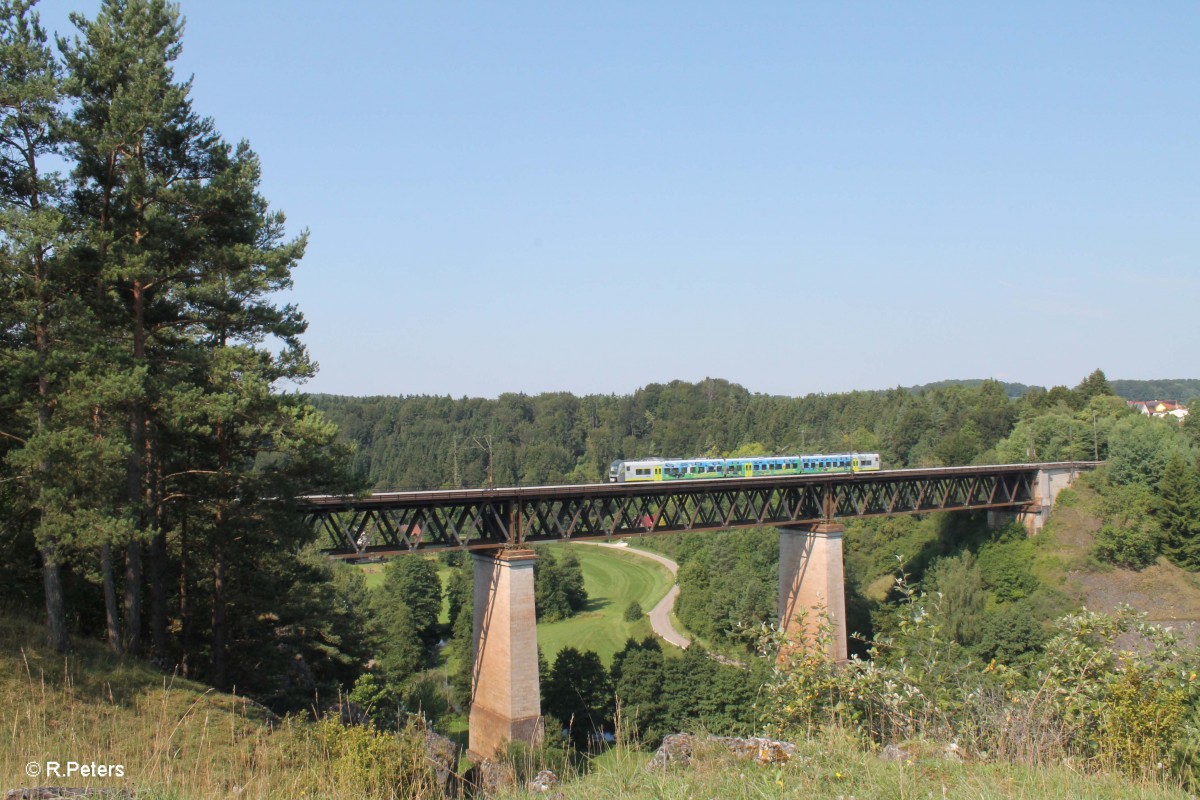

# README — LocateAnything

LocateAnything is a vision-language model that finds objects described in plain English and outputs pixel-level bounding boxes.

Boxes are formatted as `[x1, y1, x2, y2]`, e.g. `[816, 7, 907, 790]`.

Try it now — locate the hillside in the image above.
[0, 614, 446, 799]
[2, 608, 1190, 800]
[1039, 477, 1200, 644]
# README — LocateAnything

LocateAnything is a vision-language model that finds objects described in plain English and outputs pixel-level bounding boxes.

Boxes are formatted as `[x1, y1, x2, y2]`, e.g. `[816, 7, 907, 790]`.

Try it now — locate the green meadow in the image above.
[358, 544, 678, 665]
[536, 543, 675, 665]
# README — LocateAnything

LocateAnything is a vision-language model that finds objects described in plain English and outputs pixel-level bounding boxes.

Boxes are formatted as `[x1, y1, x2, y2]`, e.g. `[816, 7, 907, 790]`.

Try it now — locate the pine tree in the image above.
[1159, 454, 1200, 569]
[0, 0, 90, 653]
[60, 0, 226, 655]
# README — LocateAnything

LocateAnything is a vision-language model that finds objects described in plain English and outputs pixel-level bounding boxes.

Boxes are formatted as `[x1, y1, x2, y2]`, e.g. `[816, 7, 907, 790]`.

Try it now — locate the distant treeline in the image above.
[1109, 379, 1200, 403]
[310, 370, 1175, 490]
[906, 378, 1199, 402]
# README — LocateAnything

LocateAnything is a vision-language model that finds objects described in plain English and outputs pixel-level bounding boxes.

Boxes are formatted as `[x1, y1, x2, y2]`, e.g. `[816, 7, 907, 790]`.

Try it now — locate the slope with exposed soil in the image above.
[1038, 480, 1200, 645]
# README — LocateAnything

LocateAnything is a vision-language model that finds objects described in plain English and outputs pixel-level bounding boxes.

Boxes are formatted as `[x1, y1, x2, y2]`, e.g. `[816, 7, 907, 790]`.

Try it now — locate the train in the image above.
[607, 452, 882, 483]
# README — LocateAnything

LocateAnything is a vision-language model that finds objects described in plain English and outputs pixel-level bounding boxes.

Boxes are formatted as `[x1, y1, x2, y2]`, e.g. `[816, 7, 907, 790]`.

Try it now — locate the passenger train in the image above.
[607, 452, 882, 483]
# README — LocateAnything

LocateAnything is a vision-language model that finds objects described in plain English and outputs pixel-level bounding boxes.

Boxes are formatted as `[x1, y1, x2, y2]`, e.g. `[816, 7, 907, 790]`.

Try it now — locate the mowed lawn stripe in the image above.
[537, 543, 674, 666]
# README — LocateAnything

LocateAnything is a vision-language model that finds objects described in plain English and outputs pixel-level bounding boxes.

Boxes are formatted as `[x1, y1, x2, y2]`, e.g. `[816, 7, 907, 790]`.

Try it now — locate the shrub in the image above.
[764, 566, 1200, 784]
[1093, 524, 1158, 569]
[304, 716, 440, 798]
[623, 601, 643, 622]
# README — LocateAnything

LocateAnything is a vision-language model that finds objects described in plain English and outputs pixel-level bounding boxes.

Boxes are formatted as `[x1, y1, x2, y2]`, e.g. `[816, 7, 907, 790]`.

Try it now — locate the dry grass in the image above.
[0, 615, 441, 799]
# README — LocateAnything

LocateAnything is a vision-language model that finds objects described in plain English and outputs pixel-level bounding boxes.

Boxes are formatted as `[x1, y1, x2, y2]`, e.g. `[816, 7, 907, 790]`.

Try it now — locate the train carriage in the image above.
[608, 452, 881, 483]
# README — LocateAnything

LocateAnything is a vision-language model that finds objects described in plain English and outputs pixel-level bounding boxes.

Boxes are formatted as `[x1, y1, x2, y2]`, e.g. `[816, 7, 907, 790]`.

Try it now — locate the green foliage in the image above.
[657, 645, 763, 741]
[376, 556, 443, 646]
[1108, 415, 1191, 487]
[1158, 454, 1200, 569]
[543, 646, 613, 748]
[308, 716, 440, 798]
[764, 574, 1200, 783]
[311, 375, 1057, 492]
[1093, 524, 1159, 569]
[1110, 378, 1200, 403]
[974, 601, 1046, 665]
[975, 533, 1038, 602]
[443, 557, 472, 629]
[609, 637, 668, 744]
[622, 600, 643, 622]
[671, 527, 776, 649]
[923, 551, 985, 646]
[1074, 369, 1115, 405]
[535, 548, 588, 622]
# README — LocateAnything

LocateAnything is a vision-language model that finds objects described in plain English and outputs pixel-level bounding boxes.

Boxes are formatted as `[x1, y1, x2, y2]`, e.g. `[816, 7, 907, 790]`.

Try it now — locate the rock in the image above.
[943, 741, 964, 762]
[880, 743, 911, 762]
[647, 733, 697, 768]
[526, 769, 559, 793]
[420, 723, 461, 797]
[647, 734, 798, 769]
[462, 758, 516, 797]
[711, 736, 797, 765]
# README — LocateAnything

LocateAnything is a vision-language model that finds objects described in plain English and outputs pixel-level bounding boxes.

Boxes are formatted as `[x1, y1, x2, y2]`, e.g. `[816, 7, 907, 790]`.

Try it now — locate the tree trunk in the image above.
[178, 514, 190, 678]
[40, 546, 70, 653]
[211, 545, 227, 689]
[124, 281, 147, 656]
[101, 542, 122, 654]
[150, 527, 168, 664]
[150, 449, 168, 664]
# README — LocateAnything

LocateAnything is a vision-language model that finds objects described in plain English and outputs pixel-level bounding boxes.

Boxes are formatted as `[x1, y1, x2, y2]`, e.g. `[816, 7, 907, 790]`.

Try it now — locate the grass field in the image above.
[536, 543, 674, 666]
[358, 544, 677, 665]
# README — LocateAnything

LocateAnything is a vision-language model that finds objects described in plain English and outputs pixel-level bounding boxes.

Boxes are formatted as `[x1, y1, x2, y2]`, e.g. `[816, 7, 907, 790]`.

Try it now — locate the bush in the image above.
[764, 570, 1200, 784]
[1093, 524, 1158, 569]
[623, 600, 643, 622]
[305, 716, 440, 798]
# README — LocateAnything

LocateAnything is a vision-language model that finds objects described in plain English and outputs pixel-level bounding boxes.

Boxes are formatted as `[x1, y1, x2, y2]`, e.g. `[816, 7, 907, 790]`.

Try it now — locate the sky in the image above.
[32, 1, 1200, 398]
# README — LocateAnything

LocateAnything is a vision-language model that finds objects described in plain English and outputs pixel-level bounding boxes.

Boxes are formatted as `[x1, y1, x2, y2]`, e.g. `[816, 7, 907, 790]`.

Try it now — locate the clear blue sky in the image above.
[35, 1, 1199, 397]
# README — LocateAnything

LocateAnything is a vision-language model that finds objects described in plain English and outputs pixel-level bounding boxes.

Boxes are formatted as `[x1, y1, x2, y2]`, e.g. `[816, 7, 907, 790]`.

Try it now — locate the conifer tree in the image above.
[60, 0, 225, 655]
[0, 0, 87, 652]
[1159, 454, 1200, 570]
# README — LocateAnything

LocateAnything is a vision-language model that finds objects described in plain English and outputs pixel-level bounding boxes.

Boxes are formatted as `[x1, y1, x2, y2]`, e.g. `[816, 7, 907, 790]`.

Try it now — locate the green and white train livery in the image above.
[607, 452, 881, 483]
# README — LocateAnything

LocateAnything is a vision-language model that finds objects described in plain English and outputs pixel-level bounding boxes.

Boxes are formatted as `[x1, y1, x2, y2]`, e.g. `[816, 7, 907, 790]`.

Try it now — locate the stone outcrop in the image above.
[526, 769, 559, 793]
[647, 734, 798, 769]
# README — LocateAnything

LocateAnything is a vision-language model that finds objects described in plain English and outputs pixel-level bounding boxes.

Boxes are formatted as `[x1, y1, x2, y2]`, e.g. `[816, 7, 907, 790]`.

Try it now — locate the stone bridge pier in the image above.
[778, 523, 848, 663]
[468, 549, 542, 759]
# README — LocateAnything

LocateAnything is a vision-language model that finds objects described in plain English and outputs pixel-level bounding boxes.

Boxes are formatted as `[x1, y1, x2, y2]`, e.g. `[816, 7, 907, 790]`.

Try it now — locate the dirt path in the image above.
[579, 542, 691, 649]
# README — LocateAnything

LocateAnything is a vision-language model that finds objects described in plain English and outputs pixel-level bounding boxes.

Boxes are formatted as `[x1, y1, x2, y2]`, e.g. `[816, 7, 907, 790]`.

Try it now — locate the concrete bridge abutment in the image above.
[987, 465, 1080, 535]
[778, 523, 848, 663]
[468, 549, 542, 759]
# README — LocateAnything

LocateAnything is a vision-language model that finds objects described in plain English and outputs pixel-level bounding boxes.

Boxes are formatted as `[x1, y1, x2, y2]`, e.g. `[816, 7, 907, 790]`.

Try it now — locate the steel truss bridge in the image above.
[300, 462, 1094, 558]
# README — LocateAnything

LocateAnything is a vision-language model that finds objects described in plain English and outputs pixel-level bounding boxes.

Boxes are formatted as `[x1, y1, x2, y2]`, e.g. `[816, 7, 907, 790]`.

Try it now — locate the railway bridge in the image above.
[299, 461, 1094, 757]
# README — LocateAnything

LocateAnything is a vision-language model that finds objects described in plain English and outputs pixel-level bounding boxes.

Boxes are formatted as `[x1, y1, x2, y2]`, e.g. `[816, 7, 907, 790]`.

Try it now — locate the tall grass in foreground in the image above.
[504, 729, 1194, 800]
[0, 616, 442, 799]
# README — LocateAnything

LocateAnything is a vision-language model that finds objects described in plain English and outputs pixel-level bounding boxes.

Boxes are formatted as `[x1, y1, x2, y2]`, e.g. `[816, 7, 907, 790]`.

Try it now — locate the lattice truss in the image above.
[307, 471, 1035, 557]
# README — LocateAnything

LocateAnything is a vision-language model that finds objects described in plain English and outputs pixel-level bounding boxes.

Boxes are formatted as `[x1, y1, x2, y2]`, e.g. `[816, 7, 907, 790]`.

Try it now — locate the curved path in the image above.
[580, 541, 691, 650]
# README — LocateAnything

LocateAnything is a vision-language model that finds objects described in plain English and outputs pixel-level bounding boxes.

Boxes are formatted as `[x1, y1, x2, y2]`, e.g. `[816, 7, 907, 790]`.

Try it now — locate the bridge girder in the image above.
[301, 464, 1088, 559]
